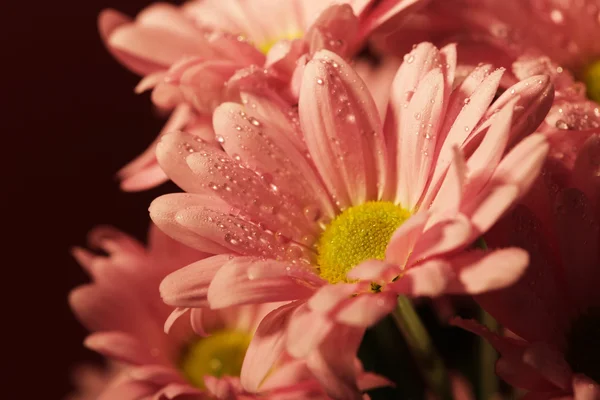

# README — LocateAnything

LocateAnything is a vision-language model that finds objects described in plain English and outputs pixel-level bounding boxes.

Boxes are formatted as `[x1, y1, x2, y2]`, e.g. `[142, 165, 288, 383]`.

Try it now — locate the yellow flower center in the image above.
[583, 59, 600, 103]
[257, 31, 303, 54]
[316, 201, 411, 284]
[179, 329, 252, 389]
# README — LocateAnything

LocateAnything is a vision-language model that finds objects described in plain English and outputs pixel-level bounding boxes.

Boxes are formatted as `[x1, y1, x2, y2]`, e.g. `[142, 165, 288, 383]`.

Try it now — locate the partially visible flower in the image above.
[151, 42, 552, 398]
[376, 0, 600, 131]
[99, 0, 426, 190]
[69, 225, 354, 399]
[454, 129, 600, 398]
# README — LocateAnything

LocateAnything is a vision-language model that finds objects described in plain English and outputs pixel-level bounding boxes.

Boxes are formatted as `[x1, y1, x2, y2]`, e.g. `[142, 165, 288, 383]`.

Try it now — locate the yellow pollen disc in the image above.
[316, 201, 411, 284]
[583, 59, 600, 103]
[179, 329, 252, 389]
[258, 31, 303, 54]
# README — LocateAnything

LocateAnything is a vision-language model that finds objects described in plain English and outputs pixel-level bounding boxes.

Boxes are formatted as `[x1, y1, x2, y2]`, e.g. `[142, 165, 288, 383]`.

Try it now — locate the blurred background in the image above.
[3, 1, 179, 397]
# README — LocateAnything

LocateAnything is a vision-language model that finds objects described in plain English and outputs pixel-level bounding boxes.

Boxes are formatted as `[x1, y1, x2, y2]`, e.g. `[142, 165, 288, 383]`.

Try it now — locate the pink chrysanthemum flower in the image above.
[69, 225, 361, 399]
[151, 42, 553, 398]
[99, 0, 425, 191]
[454, 128, 600, 399]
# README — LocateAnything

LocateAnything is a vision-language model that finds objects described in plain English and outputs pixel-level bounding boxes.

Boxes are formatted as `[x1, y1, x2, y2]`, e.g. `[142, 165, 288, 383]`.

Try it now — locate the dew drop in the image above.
[550, 9, 564, 24]
[216, 135, 225, 144]
[303, 205, 321, 222]
[316, 78, 324, 85]
[555, 120, 570, 130]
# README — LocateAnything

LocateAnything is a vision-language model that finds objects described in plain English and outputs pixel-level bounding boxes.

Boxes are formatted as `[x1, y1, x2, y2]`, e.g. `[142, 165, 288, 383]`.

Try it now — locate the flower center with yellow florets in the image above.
[316, 201, 411, 284]
[179, 329, 252, 388]
[566, 307, 600, 383]
[583, 60, 600, 103]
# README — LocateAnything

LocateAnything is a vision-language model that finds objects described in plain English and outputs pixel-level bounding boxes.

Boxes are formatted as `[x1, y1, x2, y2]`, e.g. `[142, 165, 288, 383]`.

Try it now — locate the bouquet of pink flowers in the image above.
[67, 1, 600, 399]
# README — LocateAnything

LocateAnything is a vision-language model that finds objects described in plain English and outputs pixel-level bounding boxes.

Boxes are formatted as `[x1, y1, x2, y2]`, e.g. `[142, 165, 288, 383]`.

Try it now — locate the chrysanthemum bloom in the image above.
[454, 129, 600, 398]
[99, 0, 425, 191]
[151, 42, 553, 398]
[375, 0, 600, 133]
[69, 225, 357, 399]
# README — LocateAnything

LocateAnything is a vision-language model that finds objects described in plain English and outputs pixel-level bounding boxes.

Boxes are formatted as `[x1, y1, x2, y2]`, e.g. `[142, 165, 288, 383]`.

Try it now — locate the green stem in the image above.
[392, 296, 452, 400]
[479, 310, 499, 399]
[475, 237, 500, 399]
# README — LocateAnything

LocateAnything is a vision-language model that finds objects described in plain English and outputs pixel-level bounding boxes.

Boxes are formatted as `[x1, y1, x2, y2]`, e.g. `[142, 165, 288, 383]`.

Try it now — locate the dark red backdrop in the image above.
[3, 1, 177, 397]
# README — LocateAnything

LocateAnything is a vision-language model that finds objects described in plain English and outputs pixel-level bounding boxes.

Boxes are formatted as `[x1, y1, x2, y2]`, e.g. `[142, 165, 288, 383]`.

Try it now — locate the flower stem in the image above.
[479, 310, 499, 399]
[475, 237, 500, 399]
[392, 296, 452, 400]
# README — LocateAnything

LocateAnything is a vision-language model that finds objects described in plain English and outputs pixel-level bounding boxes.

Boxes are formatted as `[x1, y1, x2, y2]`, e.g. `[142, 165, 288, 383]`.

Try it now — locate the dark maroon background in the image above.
[4, 1, 177, 397]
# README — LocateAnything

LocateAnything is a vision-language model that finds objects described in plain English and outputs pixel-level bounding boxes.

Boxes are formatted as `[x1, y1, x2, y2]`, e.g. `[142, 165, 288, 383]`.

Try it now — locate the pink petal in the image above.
[491, 133, 549, 195]
[475, 75, 554, 148]
[422, 67, 504, 207]
[450, 248, 529, 294]
[300, 50, 387, 208]
[384, 211, 429, 267]
[347, 260, 402, 282]
[396, 68, 445, 209]
[157, 130, 315, 242]
[452, 318, 558, 392]
[307, 283, 358, 314]
[173, 206, 290, 259]
[427, 147, 467, 215]
[160, 255, 232, 307]
[156, 382, 203, 399]
[573, 375, 600, 400]
[118, 104, 193, 191]
[207, 31, 265, 66]
[148, 193, 232, 254]
[98, 9, 164, 76]
[358, 0, 427, 39]
[408, 213, 473, 264]
[106, 20, 208, 70]
[163, 307, 189, 334]
[305, 326, 365, 400]
[460, 99, 515, 199]
[259, 359, 315, 391]
[97, 380, 156, 400]
[461, 184, 520, 236]
[386, 43, 454, 202]
[212, 101, 336, 222]
[334, 292, 397, 327]
[241, 302, 299, 392]
[391, 248, 528, 296]
[207, 258, 315, 308]
[161, 58, 240, 113]
[84, 332, 156, 365]
[306, 4, 359, 56]
[128, 365, 182, 386]
[287, 304, 334, 358]
[522, 342, 572, 390]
